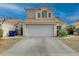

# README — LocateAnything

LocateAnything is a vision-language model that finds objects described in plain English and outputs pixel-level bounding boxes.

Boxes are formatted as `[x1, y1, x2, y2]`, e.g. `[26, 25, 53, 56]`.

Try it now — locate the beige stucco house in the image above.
[2, 19, 23, 37]
[73, 21, 79, 29]
[23, 6, 66, 37]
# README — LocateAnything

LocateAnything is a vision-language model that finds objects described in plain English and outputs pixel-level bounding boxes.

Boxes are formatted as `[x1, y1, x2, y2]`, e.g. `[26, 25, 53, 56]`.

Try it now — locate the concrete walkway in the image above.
[0, 37, 79, 56]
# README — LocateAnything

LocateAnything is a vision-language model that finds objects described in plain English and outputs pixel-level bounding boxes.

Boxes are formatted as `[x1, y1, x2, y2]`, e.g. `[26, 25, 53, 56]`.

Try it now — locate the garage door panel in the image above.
[26, 25, 55, 37]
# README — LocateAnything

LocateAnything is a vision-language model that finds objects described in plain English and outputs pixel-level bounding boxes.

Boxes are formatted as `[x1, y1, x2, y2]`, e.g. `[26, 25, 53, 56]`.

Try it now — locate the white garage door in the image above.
[25, 24, 55, 37]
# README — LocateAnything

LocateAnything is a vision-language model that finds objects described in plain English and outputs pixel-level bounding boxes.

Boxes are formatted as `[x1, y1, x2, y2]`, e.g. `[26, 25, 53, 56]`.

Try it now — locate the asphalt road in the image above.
[0, 37, 79, 56]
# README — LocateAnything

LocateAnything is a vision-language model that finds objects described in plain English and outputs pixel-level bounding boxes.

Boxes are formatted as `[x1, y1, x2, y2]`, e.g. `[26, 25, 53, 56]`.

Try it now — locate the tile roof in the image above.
[25, 7, 53, 11]
[4, 19, 21, 25]
[73, 21, 79, 26]
[0, 18, 4, 23]
[24, 17, 66, 25]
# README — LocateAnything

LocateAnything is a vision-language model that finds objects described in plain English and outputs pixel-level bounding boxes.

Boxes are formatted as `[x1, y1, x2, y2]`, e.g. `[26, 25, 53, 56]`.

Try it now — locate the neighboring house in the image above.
[73, 20, 79, 29]
[23, 6, 65, 37]
[2, 19, 23, 37]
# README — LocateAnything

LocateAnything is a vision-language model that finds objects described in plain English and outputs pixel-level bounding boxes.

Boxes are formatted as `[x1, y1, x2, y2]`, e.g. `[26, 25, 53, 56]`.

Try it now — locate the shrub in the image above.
[67, 25, 75, 34]
[57, 26, 62, 36]
[58, 29, 68, 37]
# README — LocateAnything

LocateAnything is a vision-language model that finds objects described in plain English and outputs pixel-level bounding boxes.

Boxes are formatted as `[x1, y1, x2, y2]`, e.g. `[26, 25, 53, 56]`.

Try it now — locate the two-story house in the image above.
[23, 6, 65, 37]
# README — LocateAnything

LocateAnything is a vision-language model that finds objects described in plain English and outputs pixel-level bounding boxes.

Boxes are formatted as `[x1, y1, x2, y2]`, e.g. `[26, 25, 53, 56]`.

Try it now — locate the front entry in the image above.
[15, 26, 23, 36]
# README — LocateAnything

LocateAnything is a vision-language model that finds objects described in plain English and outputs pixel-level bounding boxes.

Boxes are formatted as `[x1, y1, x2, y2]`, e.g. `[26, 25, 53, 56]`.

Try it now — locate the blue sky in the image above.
[0, 3, 79, 25]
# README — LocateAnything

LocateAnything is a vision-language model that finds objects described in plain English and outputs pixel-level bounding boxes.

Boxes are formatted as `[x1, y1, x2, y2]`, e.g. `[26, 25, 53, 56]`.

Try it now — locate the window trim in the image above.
[42, 10, 47, 18]
[38, 13, 40, 18]
[48, 13, 51, 18]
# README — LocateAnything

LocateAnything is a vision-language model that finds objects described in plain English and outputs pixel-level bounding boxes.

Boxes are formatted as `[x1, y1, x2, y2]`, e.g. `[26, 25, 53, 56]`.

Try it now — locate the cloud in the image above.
[0, 4, 23, 11]
[0, 4, 26, 15]
[66, 15, 79, 21]
[65, 7, 79, 21]
[54, 6, 79, 23]
[54, 9, 66, 17]
[0, 4, 26, 19]
[65, 7, 79, 22]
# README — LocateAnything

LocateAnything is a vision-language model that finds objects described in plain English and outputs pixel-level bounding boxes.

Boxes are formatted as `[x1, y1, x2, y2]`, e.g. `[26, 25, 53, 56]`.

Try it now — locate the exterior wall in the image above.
[53, 24, 57, 36]
[23, 23, 27, 37]
[35, 11, 41, 19]
[41, 8, 52, 19]
[27, 11, 36, 19]
[1, 23, 15, 37]
[35, 8, 52, 19]
[27, 8, 52, 19]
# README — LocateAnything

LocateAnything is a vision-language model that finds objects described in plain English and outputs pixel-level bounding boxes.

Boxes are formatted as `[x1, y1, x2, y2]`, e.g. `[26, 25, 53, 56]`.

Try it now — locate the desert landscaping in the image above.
[59, 35, 79, 52]
[0, 37, 22, 53]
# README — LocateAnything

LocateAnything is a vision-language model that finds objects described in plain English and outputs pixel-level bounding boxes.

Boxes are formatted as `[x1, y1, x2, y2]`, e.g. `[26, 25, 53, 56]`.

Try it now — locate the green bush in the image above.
[58, 29, 68, 37]
[0, 29, 3, 38]
[67, 25, 75, 34]
[57, 26, 62, 36]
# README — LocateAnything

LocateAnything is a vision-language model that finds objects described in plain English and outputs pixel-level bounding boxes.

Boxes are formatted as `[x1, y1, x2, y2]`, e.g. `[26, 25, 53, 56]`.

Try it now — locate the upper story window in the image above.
[42, 10, 47, 18]
[38, 13, 40, 18]
[48, 13, 51, 18]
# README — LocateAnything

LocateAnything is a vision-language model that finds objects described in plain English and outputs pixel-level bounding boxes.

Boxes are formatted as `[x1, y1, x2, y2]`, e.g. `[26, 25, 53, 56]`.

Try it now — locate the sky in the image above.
[0, 3, 79, 25]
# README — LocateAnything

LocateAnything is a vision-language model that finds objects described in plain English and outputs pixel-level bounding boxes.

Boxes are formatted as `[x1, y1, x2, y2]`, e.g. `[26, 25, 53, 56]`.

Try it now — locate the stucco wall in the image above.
[1, 23, 15, 37]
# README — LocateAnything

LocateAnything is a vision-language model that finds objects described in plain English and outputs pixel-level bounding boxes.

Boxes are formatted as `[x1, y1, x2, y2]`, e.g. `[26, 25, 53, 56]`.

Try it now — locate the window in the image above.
[49, 13, 51, 18]
[38, 13, 40, 18]
[42, 10, 47, 18]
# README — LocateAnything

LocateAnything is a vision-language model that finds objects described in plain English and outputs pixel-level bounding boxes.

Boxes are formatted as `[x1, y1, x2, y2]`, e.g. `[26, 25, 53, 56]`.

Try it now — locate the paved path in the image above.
[0, 37, 79, 56]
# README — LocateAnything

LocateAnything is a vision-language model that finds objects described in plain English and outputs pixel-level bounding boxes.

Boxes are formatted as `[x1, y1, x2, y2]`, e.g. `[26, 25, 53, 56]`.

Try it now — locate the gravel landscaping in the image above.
[0, 39, 21, 53]
[59, 35, 79, 52]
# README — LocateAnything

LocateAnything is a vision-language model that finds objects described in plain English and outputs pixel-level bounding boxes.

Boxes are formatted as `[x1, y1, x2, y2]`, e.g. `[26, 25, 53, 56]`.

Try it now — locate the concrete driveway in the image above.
[0, 37, 79, 56]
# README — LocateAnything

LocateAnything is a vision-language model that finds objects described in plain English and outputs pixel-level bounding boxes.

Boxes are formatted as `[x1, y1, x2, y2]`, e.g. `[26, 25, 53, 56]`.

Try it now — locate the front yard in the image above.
[0, 38, 21, 53]
[59, 35, 79, 52]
